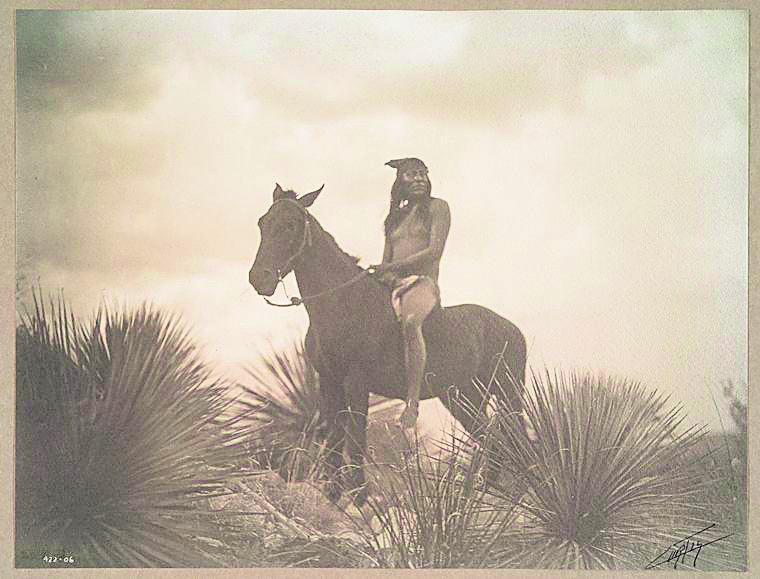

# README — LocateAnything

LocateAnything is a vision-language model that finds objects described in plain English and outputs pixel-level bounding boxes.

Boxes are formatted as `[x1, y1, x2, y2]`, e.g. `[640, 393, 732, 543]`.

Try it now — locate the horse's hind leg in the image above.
[487, 332, 529, 441]
[440, 373, 523, 492]
[439, 379, 519, 493]
[439, 380, 491, 447]
[476, 332, 530, 494]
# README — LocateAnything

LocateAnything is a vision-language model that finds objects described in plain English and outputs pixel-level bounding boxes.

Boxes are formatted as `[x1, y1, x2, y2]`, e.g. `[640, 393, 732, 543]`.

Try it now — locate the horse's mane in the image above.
[280, 187, 367, 272]
[312, 219, 363, 269]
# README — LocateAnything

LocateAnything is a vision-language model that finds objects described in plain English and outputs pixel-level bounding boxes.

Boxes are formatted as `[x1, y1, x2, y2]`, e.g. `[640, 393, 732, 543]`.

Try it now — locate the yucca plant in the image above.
[476, 369, 743, 570]
[16, 290, 254, 567]
[236, 339, 327, 482]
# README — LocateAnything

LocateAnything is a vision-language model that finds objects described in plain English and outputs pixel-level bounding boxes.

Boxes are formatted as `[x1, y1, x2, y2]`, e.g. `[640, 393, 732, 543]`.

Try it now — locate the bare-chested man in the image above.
[370, 158, 451, 429]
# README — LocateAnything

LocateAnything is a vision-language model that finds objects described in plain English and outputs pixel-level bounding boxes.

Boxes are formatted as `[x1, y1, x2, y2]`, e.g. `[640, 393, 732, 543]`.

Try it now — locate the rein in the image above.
[262, 201, 372, 308]
[264, 268, 371, 307]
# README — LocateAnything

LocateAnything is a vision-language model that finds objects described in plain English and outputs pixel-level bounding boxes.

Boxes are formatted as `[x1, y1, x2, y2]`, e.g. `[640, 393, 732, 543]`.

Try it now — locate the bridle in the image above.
[262, 200, 370, 307]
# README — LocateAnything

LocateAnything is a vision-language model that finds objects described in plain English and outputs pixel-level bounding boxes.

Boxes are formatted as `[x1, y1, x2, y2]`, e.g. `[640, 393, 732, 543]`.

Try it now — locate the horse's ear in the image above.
[298, 184, 324, 208]
[273, 183, 286, 202]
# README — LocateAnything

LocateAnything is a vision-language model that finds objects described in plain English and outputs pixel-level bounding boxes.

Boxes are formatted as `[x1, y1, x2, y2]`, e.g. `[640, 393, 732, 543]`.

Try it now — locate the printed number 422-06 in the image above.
[43, 555, 74, 564]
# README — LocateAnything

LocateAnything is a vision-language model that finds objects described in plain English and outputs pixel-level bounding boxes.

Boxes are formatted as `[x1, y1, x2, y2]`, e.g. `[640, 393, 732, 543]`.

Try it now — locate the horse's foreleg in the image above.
[343, 364, 370, 506]
[319, 373, 347, 504]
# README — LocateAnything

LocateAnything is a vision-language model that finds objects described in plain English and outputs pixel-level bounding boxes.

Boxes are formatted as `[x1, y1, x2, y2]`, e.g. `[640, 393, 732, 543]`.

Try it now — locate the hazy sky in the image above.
[16, 9, 748, 433]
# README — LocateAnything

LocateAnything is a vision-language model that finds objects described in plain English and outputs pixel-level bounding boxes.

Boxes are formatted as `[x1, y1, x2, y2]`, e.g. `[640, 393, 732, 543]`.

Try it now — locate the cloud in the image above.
[16, 10, 176, 274]
[236, 11, 669, 127]
[16, 11, 173, 114]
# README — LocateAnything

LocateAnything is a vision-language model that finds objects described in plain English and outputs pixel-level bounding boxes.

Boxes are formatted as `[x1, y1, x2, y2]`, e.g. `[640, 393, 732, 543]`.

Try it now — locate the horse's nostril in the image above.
[249, 267, 277, 295]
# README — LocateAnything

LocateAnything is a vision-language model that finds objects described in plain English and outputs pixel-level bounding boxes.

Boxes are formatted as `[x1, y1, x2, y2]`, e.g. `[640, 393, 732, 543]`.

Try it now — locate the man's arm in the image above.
[370, 232, 398, 284]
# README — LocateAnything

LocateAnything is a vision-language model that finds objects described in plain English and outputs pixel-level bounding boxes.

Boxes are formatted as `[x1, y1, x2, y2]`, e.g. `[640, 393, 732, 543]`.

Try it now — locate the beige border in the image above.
[2, 2, 755, 578]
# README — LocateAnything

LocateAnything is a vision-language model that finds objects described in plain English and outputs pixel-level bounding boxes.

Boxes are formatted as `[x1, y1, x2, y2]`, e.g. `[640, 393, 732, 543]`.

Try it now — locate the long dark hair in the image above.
[383, 159, 432, 236]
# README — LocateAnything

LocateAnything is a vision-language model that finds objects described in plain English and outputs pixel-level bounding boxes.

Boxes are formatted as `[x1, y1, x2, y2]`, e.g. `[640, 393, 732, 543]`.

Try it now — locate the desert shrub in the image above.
[16, 290, 253, 567]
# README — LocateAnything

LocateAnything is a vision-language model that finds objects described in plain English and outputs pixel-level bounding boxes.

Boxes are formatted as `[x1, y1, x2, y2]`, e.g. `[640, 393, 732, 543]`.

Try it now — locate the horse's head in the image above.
[248, 183, 324, 296]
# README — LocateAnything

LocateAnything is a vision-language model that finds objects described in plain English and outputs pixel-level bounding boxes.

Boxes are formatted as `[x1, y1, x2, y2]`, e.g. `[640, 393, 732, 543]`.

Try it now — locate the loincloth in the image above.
[390, 275, 441, 321]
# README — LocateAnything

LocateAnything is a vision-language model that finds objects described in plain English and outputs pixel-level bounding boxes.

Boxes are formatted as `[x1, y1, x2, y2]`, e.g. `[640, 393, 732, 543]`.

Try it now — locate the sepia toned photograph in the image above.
[13, 6, 749, 572]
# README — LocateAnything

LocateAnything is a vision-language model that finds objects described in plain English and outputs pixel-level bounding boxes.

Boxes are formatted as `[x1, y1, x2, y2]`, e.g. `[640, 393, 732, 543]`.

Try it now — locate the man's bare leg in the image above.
[400, 321, 425, 429]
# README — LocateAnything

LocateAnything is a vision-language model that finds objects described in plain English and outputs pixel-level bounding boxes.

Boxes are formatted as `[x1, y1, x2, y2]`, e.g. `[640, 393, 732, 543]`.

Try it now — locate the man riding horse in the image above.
[248, 164, 527, 506]
[370, 158, 450, 430]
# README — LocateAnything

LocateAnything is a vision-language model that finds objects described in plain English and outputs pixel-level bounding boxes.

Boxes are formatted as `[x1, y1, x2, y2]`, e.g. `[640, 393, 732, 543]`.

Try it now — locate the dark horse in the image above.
[249, 184, 526, 505]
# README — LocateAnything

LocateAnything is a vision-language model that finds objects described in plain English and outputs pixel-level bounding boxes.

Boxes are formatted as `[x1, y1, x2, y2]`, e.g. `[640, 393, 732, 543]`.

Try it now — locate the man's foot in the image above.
[399, 402, 419, 430]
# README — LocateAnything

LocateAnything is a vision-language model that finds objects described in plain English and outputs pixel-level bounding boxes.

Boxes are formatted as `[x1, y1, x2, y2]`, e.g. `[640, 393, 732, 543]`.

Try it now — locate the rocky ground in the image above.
[189, 470, 399, 567]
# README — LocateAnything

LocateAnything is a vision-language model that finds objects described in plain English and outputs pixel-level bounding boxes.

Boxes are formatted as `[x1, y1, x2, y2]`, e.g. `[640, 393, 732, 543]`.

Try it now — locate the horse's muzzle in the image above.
[249, 267, 277, 296]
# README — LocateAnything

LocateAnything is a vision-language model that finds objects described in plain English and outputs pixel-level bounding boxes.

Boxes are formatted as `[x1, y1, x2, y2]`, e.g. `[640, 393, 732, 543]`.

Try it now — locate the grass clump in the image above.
[347, 430, 521, 568]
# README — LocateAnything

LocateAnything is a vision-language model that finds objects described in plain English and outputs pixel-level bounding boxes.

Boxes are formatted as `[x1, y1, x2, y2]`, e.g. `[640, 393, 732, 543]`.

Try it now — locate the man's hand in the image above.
[368, 263, 400, 285]
[368, 263, 400, 275]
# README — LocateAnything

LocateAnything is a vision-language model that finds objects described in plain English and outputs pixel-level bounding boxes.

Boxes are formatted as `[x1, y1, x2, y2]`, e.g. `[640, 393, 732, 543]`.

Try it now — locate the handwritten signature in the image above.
[646, 523, 733, 569]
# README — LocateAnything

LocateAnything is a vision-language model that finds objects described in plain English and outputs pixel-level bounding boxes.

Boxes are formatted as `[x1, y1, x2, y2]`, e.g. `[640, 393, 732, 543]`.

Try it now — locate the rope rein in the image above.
[264, 268, 371, 307]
